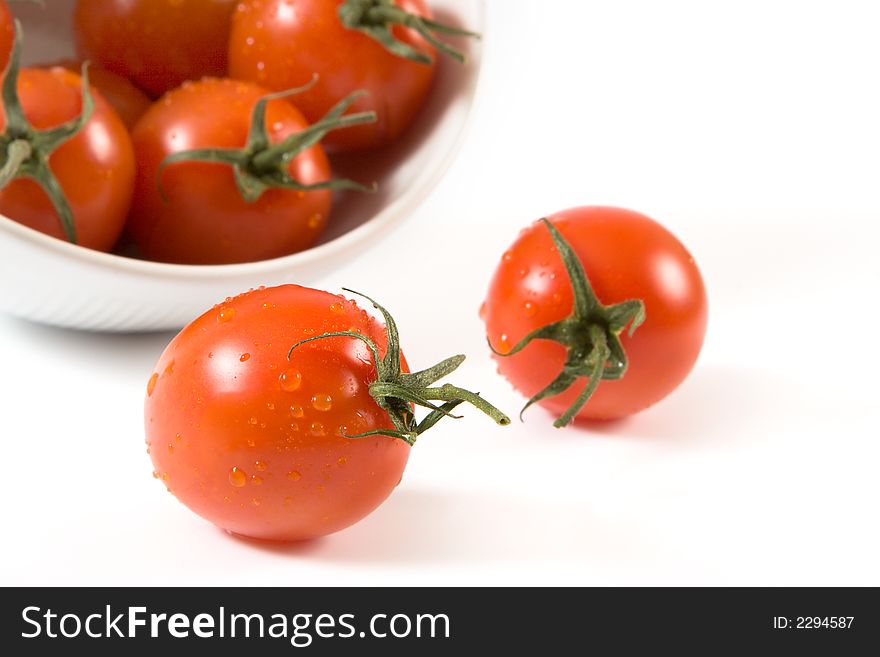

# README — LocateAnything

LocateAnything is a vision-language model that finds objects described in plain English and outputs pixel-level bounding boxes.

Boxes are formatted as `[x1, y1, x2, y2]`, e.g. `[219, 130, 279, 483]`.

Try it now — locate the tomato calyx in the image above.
[338, 0, 479, 65]
[490, 219, 647, 428]
[288, 289, 510, 445]
[0, 21, 93, 244]
[158, 80, 377, 204]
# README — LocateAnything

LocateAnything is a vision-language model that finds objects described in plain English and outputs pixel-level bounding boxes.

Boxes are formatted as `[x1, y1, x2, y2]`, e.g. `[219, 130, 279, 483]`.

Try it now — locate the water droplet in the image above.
[248, 417, 258, 425]
[308, 213, 323, 229]
[290, 422, 300, 432]
[329, 301, 344, 314]
[290, 404, 304, 418]
[262, 302, 275, 310]
[228, 467, 247, 487]
[310, 421, 325, 436]
[311, 393, 333, 412]
[337, 456, 347, 466]
[175, 433, 182, 443]
[218, 305, 236, 322]
[499, 334, 511, 352]
[552, 292, 563, 304]
[240, 353, 251, 362]
[246, 438, 256, 448]
[266, 402, 275, 411]
[252, 497, 261, 506]
[146, 373, 158, 396]
[287, 471, 302, 481]
[478, 301, 487, 320]
[502, 251, 513, 262]
[152, 470, 161, 479]
[255, 460, 268, 471]
[250, 475, 263, 486]
[523, 301, 537, 317]
[518, 266, 529, 277]
[167, 443, 174, 455]
[280, 368, 302, 391]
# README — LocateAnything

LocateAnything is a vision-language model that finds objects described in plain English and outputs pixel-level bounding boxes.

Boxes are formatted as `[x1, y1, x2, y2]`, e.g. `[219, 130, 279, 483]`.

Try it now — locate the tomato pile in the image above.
[0, 0, 475, 263]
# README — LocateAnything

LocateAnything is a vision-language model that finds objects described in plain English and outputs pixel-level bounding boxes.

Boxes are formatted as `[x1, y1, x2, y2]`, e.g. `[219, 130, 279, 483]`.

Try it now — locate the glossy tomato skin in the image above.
[128, 78, 332, 265]
[47, 60, 152, 130]
[0, 1, 12, 73]
[483, 207, 708, 421]
[146, 285, 411, 542]
[0, 68, 135, 251]
[73, 0, 237, 97]
[229, 0, 437, 152]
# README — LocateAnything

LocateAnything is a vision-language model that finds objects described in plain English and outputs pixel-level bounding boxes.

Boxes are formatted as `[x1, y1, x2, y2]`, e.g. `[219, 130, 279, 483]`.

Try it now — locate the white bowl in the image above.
[0, 0, 484, 331]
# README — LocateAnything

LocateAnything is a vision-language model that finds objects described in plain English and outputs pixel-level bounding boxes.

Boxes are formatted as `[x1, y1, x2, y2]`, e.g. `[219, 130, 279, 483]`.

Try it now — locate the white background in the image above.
[2, 0, 879, 585]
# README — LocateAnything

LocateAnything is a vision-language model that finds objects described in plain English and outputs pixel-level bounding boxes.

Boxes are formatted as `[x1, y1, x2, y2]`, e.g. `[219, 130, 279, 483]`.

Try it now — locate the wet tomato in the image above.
[146, 285, 508, 541]
[229, 0, 472, 152]
[128, 78, 343, 265]
[0, 53, 135, 250]
[482, 207, 708, 425]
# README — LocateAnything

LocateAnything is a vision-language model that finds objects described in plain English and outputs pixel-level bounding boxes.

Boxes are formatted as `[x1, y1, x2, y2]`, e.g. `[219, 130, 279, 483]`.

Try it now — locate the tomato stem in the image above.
[288, 289, 510, 445]
[339, 0, 479, 65]
[489, 219, 647, 428]
[0, 21, 94, 244]
[158, 84, 377, 204]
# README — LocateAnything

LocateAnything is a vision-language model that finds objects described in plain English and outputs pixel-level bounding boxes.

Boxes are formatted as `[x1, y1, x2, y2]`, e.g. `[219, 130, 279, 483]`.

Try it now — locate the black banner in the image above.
[1, 587, 876, 654]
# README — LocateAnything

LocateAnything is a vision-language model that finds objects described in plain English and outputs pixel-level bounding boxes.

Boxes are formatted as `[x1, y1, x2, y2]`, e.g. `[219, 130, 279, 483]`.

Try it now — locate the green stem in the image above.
[160, 87, 376, 204]
[339, 0, 479, 65]
[0, 139, 31, 187]
[0, 21, 91, 244]
[288, 290, 510, 444]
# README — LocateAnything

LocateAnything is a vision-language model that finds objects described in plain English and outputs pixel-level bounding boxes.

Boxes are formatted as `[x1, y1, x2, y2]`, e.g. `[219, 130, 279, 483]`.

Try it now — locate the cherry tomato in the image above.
[46, 60, 151, 130]
[73, 0, 236, 97]
[128, 78, 334, 265]
[145, 286, 412, 542]
[482, 207, 708, 422]
[229, 0, 438, 152]
[0, 67, 135, 251]
[147, 284, 510, 541]
[0, 2, 12, 73]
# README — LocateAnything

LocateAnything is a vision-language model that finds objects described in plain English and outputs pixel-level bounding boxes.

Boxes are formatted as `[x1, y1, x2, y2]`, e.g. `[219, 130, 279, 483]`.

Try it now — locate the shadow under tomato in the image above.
[227, 487, 658, 568]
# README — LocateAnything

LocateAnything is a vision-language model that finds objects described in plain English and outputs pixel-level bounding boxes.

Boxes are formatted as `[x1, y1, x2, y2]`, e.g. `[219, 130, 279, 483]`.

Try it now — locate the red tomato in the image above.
[46, 60, 151, 130]
[229, 0, 438, 151]
[0, 67, 135, 251]
[0, 2, 12, 73]
[482, 207, 708, 423]
[73, 0, 236, 97]
[128, 78, 334, 265]
[146, 286, 411, 541]
[146, 285, 509, 541]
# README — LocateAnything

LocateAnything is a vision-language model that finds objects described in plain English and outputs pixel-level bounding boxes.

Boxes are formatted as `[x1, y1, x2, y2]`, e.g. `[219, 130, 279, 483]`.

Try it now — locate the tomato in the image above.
[128, 78, 342, 264]
[73, 0, 237, 97]
[146, 285, 509, 541]
[229, 0, 447, 151]
[0, 2, 12, 73]
[0, 62, 135, 251]
[482, 207, 708, 423]
[46, 60, 151, 130]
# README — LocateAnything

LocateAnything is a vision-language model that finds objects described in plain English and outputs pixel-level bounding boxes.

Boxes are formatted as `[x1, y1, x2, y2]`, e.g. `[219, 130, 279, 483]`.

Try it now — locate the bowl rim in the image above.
[0, 0, 487, 282]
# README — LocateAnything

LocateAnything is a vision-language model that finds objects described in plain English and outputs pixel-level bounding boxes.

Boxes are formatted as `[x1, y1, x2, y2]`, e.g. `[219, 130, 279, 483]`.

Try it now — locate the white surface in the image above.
[2, 0, 879, 586]
[0, 0, 483, 331]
